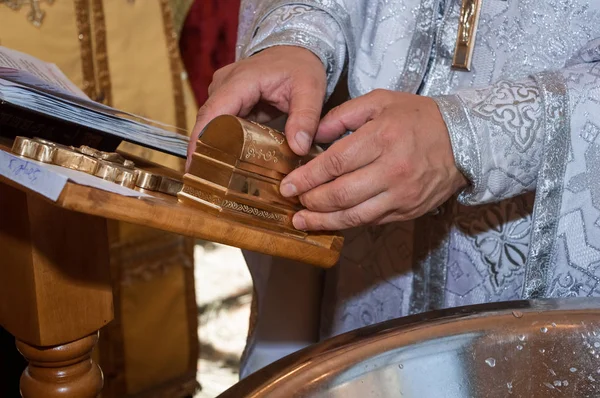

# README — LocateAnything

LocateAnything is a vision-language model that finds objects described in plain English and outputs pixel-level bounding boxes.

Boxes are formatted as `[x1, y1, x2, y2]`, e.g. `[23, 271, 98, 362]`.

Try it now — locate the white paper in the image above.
[0, 150, 66, 201]
[0, 46, 88, 98]
[0, 151, 150, 201]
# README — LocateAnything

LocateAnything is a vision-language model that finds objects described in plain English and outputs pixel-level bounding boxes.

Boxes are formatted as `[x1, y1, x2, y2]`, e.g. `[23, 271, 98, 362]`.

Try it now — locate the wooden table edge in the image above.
[0, 175, 342, 267]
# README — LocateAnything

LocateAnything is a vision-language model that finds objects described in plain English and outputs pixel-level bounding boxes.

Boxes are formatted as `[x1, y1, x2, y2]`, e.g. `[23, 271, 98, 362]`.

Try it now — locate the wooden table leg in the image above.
[0, 182, 114, 397]
[16, 333, 102, 397]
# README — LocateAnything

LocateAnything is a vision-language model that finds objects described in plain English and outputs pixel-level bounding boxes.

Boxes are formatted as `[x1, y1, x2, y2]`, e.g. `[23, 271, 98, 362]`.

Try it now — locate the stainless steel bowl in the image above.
[219, 299, 600, 397]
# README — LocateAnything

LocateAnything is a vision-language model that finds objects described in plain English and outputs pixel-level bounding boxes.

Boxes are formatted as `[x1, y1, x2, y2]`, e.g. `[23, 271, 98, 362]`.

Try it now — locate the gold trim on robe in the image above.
[74, 0, 97, 99]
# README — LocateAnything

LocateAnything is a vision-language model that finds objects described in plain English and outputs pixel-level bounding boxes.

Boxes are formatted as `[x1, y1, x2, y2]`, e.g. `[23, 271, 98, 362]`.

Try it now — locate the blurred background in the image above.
[194, 243, 252, 397]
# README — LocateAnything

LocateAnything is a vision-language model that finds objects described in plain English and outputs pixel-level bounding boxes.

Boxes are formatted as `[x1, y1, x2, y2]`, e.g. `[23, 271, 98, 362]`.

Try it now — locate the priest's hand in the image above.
[280, 89, 468, 231]
[187, 46, 327, 167]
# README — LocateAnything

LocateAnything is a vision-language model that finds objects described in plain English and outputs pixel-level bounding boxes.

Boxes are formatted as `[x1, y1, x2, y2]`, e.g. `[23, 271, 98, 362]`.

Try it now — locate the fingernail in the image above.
[293, 214, 307, 230]
[295, 130, 312, 154]
[280, 181, 297, 197]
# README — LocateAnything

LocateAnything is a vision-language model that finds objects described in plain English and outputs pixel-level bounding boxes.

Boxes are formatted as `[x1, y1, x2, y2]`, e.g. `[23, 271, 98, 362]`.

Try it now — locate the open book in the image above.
[0, 46, 189, 158]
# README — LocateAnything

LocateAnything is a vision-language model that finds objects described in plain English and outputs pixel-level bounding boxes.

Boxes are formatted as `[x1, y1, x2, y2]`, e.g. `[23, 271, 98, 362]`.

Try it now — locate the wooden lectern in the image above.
[0, 129, 342, 396]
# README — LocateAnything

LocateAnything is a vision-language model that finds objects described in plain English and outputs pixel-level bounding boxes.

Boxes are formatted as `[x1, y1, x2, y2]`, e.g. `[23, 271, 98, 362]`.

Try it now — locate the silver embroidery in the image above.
[523, 71, 570, 298]
[581, 121, 600, 143]
[398, 0, 439, 93]
[470, 81, 542, 153]
[435, 77, 546, 205]
[456, 199, 531, 293]
[409, 202, 452, 314]
[433, 94, 482, 204]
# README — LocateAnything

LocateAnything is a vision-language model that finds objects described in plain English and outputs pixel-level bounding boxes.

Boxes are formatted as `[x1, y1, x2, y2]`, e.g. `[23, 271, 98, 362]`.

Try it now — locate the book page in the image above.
[0, 46, 88, 98]
[0, 46, 190, 158]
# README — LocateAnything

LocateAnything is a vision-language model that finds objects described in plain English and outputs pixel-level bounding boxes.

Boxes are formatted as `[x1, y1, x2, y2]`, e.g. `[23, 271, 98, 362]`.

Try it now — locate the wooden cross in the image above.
[452, 0, 482, 71]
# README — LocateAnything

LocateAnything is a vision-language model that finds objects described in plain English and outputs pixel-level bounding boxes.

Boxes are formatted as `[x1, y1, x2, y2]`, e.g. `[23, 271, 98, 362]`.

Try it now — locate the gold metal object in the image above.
[179, 115, 323, 235]
[452, 0, 482, 71]
[11, 137, 182, 195]
[135, 169, 183, 196]
[79, 145, 135, 168]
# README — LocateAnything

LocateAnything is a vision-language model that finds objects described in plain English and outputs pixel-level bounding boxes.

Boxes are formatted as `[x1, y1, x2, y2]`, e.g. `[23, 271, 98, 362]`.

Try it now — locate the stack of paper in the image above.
[0, 46, 189, 158]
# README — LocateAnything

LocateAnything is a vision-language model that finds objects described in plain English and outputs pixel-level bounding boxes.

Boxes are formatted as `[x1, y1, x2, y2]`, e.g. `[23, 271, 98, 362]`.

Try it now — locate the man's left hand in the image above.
[279, 89, 468, 231]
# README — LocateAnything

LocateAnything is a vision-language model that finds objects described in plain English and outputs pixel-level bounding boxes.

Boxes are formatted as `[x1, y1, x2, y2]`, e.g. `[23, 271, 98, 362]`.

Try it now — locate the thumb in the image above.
[284, 80, 325, 156]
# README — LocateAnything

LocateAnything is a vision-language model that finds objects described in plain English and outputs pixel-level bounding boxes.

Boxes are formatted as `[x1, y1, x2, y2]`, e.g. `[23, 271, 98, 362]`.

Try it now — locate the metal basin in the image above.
[219, 299, 600, 397]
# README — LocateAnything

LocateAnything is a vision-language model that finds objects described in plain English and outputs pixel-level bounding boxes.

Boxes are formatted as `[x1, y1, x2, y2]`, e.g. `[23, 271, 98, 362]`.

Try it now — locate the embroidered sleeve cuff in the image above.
[433, 76, 546, 206]
[433, 95, 482, 205]
[240, 6, 347, 99]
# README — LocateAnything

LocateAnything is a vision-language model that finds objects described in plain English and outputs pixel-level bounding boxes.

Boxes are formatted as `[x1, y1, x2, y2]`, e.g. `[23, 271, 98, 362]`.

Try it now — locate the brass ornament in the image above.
[180, 115, 322, 235]
[11, 137, 182, 195]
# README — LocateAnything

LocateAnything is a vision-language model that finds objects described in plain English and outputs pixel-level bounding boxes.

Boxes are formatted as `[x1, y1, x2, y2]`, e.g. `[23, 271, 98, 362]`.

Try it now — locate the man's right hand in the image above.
[187, 46, 327, 167]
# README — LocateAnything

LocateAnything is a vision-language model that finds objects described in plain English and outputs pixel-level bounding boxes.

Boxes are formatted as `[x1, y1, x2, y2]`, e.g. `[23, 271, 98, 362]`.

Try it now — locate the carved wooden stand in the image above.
[0, 182, 113, 397]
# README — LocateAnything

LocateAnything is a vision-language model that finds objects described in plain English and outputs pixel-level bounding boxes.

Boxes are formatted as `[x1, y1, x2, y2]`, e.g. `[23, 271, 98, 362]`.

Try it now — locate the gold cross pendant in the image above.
[452, 0, 482, 71]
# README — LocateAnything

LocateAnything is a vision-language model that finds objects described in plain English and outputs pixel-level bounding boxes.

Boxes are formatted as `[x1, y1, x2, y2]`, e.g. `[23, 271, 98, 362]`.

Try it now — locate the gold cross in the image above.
[452, 0, 482, 71]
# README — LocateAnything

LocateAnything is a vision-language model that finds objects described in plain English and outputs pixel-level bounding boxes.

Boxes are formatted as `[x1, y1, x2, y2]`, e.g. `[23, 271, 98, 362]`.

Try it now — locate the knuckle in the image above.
[292, 106, 320, 122]
[212, 64, 232, 82]
[344, 210, 365, 228]
[403, 185, 423, 206]
[207, 81, 216, 96]
[327, 105, 342, 118]
[323, 151, 347, 177]
[196, 104, 208, 121]
[369, 88, 388, 100]
[330, 185, 352, 208]
[392, 159, 413, 178]
[377, 128, 397, 147]
[230, 68, 252, 83]
[211, 69, 224, 84]
[298, 171, 317, 191]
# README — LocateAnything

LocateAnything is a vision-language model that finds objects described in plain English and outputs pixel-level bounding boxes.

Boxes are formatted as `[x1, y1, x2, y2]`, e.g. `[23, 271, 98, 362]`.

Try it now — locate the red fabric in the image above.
[179, 0, 241, 105]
